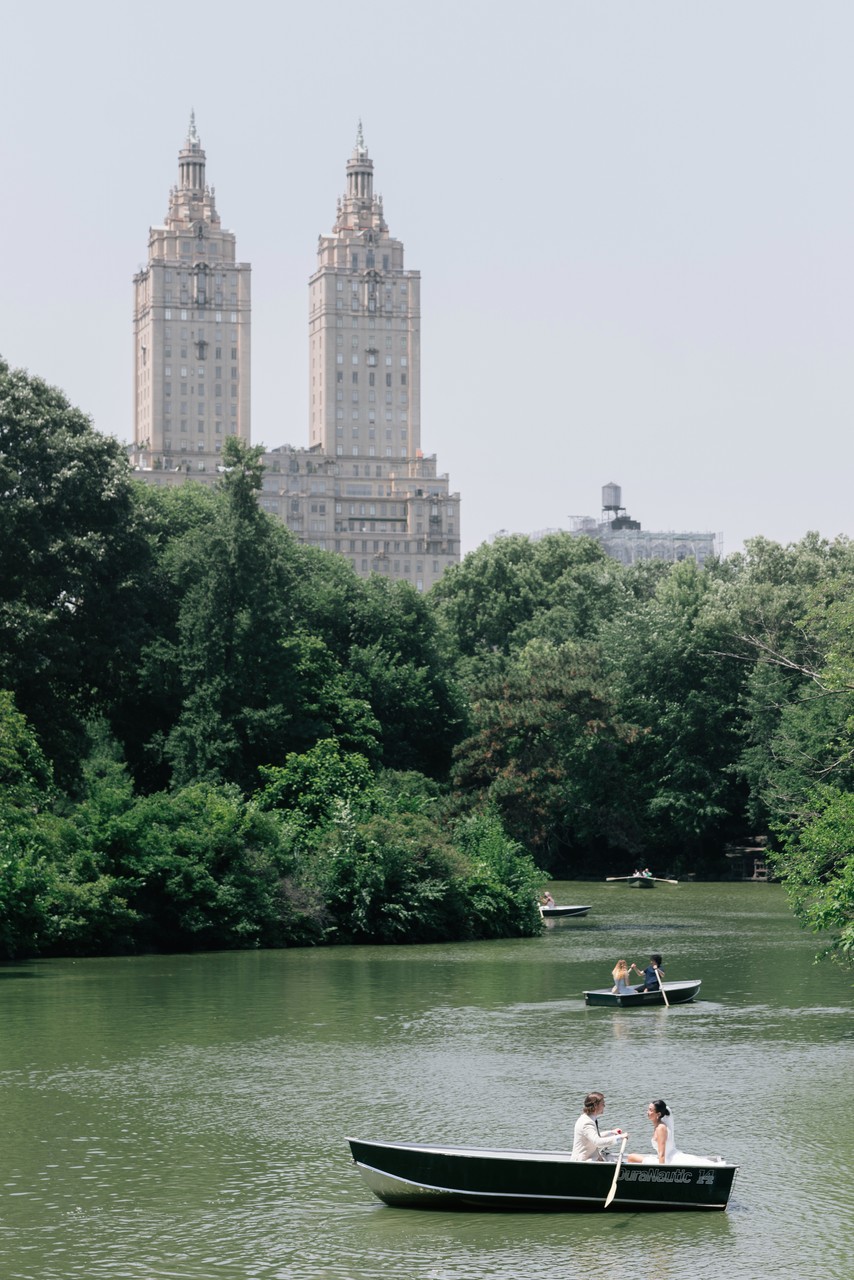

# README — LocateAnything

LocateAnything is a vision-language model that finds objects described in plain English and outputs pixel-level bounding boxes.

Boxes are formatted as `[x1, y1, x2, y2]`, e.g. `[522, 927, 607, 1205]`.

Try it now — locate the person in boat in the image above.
[611, 959, 633, 994]
[541, 890, 556, 908]
[626, 1099, 720, 1167]
[642, 867, 653, 878]
[571, 1092, 624, 1162]
[630, 953, 664, 992]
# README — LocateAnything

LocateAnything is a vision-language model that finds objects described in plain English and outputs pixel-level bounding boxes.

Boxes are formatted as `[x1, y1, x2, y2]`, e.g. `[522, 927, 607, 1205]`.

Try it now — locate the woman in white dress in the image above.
[611, 960, 634, 994]
[626, 1099, 717, 1166]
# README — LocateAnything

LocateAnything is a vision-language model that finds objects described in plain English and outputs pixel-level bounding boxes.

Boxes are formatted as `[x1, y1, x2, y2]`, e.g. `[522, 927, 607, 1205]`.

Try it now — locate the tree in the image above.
[770, 786, 854, 964]
[345, 576, 467, 776]
[430, 532, 622, 664]
[451, 639, 636, 871]
[0, 359, 154, 789]
[155, 439, 299, 787]
[601, 559, 748, 867]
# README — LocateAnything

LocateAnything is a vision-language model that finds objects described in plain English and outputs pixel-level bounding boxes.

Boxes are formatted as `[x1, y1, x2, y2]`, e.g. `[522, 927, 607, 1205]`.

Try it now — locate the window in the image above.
[351, 253, 359, 270]
[181, 310, 188, 321]
[164, 308, 172, 320]
[230, 312, 237, 322]
[337, 280, 344, 291]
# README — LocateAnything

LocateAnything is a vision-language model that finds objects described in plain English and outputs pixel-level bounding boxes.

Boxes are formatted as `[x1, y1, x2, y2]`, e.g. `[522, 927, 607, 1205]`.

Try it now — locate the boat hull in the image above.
[541, 905, 591, 920]
[347, 1138, 736, 1212]
[584, 980, 701, 1007]
[627, 875, 655, 888]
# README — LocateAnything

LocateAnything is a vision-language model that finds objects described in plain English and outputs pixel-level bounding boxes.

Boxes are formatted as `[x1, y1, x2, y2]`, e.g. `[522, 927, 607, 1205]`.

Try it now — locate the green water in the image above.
[1, 882, 851, 1279]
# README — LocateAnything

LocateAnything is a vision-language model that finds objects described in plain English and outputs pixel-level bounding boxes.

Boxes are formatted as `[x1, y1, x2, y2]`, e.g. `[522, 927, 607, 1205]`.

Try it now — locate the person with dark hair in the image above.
[570, 1092, 625, 1162]
[627, 1099, 720, 1166]
[630, 953, 664, 992]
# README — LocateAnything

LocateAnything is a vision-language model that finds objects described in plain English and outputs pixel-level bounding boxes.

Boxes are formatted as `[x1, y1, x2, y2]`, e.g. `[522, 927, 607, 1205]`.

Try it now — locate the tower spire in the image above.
[178, 111, 205, 194]
[354, 118, 366, 158]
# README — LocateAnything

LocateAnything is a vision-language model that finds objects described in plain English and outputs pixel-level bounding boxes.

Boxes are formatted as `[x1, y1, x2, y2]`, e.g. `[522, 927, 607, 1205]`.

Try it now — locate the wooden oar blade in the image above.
[604, 1135, 628, 1208]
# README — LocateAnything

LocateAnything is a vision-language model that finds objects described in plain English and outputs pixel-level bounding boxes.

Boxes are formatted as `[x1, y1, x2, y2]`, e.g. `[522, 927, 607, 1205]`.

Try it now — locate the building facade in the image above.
[131, 123, 460, 591]
[132, 114, 251, 469]
[527, 483, 718, 565]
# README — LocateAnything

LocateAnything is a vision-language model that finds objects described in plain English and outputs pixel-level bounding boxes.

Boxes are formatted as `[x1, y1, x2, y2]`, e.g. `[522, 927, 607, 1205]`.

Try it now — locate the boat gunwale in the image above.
[347, 1136, 736, 1171]
[583, 978, 701, 997]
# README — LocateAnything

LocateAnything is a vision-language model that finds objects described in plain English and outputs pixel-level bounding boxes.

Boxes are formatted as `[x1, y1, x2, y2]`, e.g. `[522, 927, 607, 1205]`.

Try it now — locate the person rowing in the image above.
[630, 953, 664, 993]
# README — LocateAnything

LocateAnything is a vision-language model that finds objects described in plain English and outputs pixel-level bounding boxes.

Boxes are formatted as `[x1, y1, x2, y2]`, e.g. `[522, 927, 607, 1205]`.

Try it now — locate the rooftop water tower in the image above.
[602, 482, 622, 513]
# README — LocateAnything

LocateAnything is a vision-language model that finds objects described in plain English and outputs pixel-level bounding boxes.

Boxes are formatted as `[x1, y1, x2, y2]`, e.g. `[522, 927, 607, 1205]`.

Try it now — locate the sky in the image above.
[2, 0, 852, 559]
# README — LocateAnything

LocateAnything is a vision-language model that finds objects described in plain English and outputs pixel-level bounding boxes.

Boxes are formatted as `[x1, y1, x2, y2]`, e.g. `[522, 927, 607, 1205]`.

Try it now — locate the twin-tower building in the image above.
[132, 117, 460, 591]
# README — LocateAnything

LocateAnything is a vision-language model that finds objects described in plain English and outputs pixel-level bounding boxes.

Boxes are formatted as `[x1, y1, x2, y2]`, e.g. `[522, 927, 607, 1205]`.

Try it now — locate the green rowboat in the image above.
[347, 1137, 737, 1212]
[584, 979, 701, 1007]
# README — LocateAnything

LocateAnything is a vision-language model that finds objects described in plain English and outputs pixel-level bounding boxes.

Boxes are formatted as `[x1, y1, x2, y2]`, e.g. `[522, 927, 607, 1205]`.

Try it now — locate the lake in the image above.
[1, 882, 851, 1279]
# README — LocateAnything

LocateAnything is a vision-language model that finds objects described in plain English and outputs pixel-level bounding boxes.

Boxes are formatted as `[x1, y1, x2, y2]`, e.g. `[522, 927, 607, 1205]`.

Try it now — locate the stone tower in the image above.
[132, 114, 251, 470]
[301, 124, 458, 588]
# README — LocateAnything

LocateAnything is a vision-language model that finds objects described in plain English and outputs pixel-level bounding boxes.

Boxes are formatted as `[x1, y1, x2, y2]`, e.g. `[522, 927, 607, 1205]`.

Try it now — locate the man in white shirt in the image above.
[571, 1091, 624, 1161]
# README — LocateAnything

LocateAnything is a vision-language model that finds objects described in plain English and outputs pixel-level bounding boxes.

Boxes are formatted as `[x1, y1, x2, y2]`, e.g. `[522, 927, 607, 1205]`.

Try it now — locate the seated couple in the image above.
[611, 953, 664, 994]
[572, 1093, 721, 1166]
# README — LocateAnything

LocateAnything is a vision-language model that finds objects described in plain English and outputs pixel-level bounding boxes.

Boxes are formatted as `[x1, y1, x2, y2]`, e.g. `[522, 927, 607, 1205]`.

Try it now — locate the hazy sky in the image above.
[2, 1, 852, 558]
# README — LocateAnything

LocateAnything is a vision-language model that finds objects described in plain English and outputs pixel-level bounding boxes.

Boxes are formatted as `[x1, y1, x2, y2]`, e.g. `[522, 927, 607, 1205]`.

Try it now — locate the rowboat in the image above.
[347, 1137, 737, 1212]
[584, 979, 701, 1007]
[540, 904, 591, 921]
[606, 874, 679, 888]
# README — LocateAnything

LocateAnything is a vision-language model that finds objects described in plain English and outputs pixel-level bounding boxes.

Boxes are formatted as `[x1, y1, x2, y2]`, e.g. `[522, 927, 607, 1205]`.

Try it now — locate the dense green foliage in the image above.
[3, 359, 854, 961]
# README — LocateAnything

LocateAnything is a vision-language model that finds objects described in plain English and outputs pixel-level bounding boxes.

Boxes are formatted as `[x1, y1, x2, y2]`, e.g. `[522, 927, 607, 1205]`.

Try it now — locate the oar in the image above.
[654, 966, 670, 1008]
[654, 877, 679, 885]
[604, 1134, 628, 1208]
[605, 876, 630, 882]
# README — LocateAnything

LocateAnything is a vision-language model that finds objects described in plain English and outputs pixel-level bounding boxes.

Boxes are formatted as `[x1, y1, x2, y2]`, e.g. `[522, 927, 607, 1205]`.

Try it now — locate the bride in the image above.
[626, 1099, 718, 1166]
